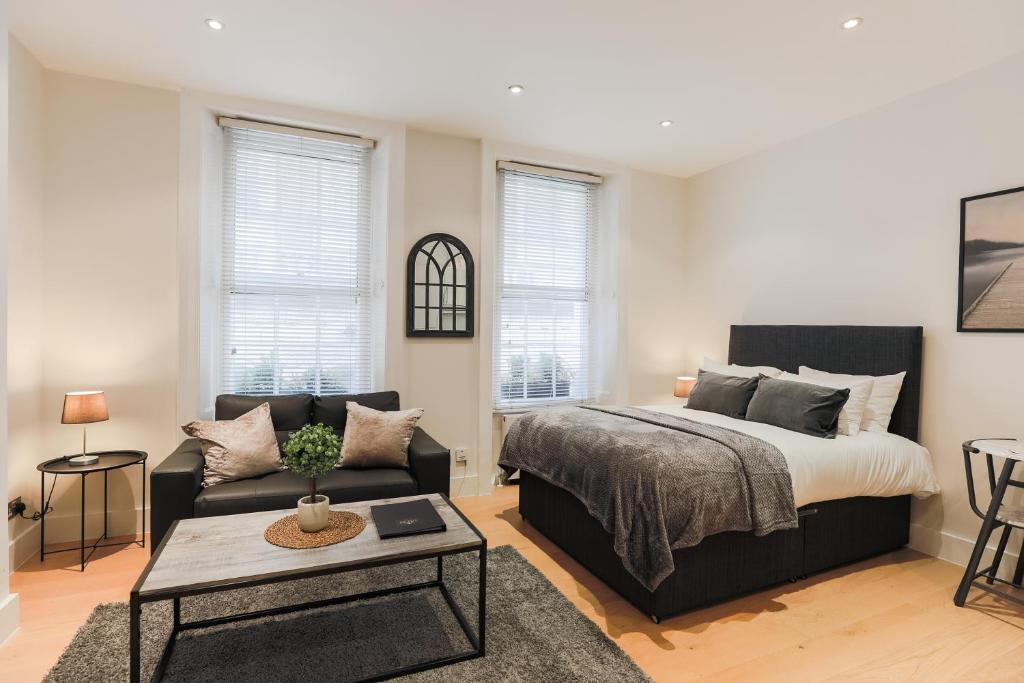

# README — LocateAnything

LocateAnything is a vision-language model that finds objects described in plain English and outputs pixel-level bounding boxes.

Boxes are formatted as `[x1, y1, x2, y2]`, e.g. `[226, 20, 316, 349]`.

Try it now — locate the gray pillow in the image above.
[746, 375, 850, 438]
[686, 369, 760, 419]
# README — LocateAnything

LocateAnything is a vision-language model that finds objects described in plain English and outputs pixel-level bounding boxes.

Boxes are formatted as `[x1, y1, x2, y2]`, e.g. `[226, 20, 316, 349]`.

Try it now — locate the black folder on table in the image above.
[370, 498, 447, 539]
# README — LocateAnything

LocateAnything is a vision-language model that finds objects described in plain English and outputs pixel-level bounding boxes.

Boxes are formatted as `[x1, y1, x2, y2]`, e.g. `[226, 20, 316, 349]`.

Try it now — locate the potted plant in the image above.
[281, 423, 341, 532]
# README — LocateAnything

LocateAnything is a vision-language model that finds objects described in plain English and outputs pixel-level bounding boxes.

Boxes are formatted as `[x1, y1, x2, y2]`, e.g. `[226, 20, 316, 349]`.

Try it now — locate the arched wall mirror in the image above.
[406, 233, 475, 337]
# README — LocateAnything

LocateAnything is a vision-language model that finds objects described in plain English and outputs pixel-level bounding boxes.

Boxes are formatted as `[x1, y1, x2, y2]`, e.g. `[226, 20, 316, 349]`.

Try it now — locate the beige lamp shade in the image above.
[674, 376, 697, 398]
[61, 391, 109, 424]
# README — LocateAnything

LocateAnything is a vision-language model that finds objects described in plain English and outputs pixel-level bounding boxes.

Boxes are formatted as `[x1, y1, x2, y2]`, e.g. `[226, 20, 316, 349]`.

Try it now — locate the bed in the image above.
[512, 325, 935, 622]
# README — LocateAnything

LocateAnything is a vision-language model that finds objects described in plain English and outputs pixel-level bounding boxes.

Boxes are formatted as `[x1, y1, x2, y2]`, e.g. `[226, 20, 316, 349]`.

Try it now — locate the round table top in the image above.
[966, 439, 1024, 462]
[38, 450, 148, 474]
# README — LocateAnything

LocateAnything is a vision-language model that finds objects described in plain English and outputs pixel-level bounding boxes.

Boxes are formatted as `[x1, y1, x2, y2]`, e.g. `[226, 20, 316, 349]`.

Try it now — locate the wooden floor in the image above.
[2, 486, 1023, 682]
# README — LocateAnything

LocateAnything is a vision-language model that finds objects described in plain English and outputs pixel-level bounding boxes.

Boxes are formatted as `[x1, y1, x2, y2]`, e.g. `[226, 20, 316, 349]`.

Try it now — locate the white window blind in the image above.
[494, 163, 600, 409]
[220, 120, 374, 395]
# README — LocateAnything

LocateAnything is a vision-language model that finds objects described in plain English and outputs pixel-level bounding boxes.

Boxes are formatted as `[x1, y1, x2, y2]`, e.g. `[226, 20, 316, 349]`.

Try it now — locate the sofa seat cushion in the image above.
[193, 468, 418, 518]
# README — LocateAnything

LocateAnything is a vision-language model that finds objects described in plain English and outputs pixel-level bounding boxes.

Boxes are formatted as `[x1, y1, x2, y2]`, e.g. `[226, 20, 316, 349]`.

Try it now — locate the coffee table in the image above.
[130, 493, 486, 682]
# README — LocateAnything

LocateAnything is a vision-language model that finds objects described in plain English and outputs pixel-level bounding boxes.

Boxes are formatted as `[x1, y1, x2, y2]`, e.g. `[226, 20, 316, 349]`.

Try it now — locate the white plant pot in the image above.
[297, 494, 330, 533]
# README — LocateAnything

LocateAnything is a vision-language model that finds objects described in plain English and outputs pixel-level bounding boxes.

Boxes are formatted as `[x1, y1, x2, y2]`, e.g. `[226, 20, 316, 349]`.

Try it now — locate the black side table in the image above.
[954, 439, 1024, 607]
[38, 450, 147, 571]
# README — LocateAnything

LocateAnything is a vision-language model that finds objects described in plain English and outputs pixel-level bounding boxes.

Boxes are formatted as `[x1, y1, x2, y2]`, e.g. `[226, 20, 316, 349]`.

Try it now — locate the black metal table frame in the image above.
[953, 439, 1024, 607]
[39, 452, 146, 572]
[130, 496, 487, 683]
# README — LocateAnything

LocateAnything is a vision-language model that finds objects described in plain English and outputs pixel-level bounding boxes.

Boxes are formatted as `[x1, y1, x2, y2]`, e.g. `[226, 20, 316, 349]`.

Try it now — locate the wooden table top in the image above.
[134, 493, 483, 599]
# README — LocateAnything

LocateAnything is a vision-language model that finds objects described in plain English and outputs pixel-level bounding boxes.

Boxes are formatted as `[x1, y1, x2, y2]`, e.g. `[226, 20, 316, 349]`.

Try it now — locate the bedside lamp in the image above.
[674, 376, 697, 399]
[62, 391, 109, 466]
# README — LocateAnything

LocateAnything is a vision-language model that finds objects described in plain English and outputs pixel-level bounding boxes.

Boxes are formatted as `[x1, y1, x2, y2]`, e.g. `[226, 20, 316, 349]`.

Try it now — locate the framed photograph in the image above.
[958, 185, 1024, 331]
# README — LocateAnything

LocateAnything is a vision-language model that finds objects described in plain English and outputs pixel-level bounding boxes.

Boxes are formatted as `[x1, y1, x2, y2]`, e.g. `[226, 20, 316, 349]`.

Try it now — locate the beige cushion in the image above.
[339, 401, 424, 469]
[182, 402, 282, 487]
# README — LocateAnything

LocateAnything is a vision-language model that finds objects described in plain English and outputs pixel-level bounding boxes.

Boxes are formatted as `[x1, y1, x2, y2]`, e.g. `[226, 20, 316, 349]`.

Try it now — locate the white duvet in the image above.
[643, 405, 941, 508]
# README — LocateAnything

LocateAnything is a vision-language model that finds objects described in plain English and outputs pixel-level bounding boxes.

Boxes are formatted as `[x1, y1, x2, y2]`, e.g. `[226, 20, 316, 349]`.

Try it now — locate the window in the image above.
[219, 118, 375, 395]
[493, 162, 600, 409]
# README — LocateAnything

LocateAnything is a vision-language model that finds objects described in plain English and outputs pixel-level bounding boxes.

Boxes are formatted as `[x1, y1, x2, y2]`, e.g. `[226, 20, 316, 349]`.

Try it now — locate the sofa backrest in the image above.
[214, 391, 401, 449]
[312, 391, 400, 436]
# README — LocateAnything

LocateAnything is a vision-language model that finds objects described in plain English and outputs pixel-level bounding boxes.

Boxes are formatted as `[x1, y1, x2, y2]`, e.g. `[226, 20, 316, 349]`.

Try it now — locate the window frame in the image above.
[492, 162, 602, 410]
[214, 118, 379, 398]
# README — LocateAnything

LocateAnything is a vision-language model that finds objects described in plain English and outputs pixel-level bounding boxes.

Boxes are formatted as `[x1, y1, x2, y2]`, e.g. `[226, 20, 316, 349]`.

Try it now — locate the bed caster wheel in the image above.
[650, 615, 660, 624]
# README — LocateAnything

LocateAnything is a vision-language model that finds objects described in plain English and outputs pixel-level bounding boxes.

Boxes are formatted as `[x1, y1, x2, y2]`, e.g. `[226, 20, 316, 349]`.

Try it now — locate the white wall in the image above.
[682, 52, 1024, 569]
[6, 68, 179, 565]
[0, 0, 18, 645]
[6, 37, 43, 570]
[402, 129, 481, 493]
[627, 171, 688, 405]
[6, 48, 691, 566]
[5, 16, 1020, 603]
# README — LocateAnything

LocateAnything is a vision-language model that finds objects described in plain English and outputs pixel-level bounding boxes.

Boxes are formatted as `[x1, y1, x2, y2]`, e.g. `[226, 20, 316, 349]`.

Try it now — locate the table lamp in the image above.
[674, 376, 697, 399]
[62, 390, 109, 466]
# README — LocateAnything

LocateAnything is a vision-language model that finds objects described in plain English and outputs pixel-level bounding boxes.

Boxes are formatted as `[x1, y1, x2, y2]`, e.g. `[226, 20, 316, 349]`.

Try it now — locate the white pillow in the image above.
[779, 371, 872, 437]
[702, 357, 782, 379]
[799, 366, 906, 434]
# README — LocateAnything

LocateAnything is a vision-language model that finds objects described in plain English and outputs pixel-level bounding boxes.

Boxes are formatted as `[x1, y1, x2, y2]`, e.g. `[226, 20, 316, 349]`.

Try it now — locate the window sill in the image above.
[493, 399, 592, 416]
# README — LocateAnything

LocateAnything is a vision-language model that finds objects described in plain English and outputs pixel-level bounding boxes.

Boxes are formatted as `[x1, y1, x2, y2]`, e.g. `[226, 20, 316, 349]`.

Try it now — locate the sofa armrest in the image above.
[150, 439, 204, 552]
[408, 427, 450, 496]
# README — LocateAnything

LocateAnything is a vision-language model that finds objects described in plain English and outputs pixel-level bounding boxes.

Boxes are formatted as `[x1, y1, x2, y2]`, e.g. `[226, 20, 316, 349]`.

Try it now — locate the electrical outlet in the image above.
[454, 447, 468, 463]
[8, 496, 24, 520]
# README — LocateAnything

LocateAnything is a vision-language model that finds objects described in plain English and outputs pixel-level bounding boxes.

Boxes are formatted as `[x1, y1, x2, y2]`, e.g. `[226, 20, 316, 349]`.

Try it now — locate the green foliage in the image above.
[500, 353, 575, 399]
[504, 353, 575, 385]
[282, 423, 341, 482]
[234, 353, 355, 395]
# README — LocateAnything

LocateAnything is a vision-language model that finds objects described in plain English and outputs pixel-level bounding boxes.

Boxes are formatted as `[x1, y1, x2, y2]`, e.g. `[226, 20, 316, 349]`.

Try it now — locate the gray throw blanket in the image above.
[499, 406, 798, 591]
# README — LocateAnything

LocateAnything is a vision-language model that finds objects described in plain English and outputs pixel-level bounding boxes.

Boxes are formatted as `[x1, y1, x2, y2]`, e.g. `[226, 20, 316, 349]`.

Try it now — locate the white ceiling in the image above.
[12, 0, 1024, 177]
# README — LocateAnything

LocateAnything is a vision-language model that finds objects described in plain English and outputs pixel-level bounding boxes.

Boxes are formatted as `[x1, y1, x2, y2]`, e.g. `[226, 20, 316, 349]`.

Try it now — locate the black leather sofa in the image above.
[150, 391, 450, 551]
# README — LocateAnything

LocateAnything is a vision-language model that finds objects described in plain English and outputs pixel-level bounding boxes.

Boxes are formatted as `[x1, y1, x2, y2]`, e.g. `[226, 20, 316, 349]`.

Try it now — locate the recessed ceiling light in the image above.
[841, 17, 862, 30]
[659, 120, 673, 128]
[507, 84, 524, 94]
[205, 18, 225, 31]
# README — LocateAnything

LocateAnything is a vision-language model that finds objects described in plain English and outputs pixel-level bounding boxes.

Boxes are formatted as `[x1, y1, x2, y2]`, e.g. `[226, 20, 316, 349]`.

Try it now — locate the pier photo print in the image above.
[958, 185, 1024, 331]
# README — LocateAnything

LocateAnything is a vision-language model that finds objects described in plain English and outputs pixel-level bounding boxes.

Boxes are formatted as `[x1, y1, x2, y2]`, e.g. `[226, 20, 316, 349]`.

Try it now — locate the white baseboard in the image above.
[0, 592, 20, 647]
[8, 506, 148, 571]
[449, 473, 478, 498]
[9, 522, 38, 572]
[910, 522, 1022, 582]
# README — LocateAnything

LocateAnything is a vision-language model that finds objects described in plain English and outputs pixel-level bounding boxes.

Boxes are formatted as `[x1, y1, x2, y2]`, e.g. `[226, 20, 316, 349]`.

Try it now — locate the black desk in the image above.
[38, 450, 147, 571]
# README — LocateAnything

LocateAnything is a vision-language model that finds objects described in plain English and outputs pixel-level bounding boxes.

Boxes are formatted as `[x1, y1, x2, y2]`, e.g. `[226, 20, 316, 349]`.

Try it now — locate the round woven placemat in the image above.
[264, 511, 366, 549]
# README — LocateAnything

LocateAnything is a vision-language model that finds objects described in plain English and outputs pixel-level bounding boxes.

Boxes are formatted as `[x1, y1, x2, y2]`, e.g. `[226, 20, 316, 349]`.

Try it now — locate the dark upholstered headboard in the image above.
[728, 325, 923, 442]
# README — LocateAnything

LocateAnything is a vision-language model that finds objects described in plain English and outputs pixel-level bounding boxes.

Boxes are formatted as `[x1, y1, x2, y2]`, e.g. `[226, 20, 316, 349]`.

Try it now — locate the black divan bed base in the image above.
[521, 472, 910, 622]
[516, 325, 923, 622]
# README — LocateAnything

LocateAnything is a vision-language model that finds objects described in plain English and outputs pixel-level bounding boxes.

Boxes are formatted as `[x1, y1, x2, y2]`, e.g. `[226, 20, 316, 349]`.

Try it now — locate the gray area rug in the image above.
[45, 545, 650, 682]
